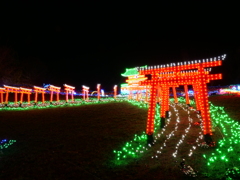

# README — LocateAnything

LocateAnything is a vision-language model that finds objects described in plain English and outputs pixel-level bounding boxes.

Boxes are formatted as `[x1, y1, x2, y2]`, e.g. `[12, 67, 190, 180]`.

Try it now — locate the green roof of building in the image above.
[121, 66, 147, 77]
[121, 83, 128, 87]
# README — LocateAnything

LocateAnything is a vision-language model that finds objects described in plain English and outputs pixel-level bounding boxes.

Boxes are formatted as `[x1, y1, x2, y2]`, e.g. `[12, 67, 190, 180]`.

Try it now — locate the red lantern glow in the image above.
[0, 87, 5, 104]
[3, 85, 20, 105]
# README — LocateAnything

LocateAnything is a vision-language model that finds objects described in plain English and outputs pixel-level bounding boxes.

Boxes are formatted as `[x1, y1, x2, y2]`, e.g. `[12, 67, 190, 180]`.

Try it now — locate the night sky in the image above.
[0, 1, 239, 91]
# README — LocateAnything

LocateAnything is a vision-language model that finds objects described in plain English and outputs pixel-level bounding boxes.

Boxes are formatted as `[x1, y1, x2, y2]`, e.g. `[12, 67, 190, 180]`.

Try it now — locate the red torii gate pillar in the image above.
[157, 86, 162, 103]
[172, 86, 178, 104]
[20, 87, 32, 105]
[192, 83, 201, 112]
[48, 85, 61, 103]
[184, 85, 191, 106]
[146, 83, 157, 143]
[64, 84, 75, 102]
[114, 85, 117, 99]
[97, 84, 101, 101]
[0, 87, 5, 104]
[159, 85, 171, 128]
[33, 86, 46, 104]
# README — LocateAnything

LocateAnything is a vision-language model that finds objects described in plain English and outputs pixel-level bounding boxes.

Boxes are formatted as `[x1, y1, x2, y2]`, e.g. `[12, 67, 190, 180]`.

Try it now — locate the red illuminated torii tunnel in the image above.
[122, 54, 226, 145]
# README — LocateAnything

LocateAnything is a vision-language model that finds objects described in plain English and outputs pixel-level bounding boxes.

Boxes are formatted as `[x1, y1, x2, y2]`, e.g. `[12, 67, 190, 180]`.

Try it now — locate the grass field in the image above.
[0, 95, 240, 179]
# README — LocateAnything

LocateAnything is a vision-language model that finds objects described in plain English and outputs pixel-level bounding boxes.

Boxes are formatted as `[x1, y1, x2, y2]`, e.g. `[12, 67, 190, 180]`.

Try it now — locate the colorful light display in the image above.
[82, 85, 89, 101]
[19, 87, 32, 105]
[184, 85, 190, 105]
[0, 139, 16, 149]
[63, 84, 75, 102]
[172, 87, 178, 104]
[114, 85, 117, 99]
[113, 97, 240, 179]
[121, 67, 148, 101]
[4, 85, 20, 105]
[33, 86, 46, 103]
[122, 54, 226, 144]
[48, 85, 61, 102]
[0, 83, 116, 106]
[0, 87, 5, 104]
[219, 84, 240, 95]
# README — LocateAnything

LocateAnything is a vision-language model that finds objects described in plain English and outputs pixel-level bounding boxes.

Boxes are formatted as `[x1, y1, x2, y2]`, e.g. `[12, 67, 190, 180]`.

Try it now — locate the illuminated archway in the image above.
[82, 85, 89, 101]
[64, 84, 75, 102]
[48, 85, 61, 103]
[19, 87, 32, 105]
[33, 86, 46, 103]
[121, 54, 226, 145]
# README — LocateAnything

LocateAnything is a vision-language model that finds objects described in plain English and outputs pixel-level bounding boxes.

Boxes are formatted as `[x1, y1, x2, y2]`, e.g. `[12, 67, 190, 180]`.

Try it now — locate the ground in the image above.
[0, 95, 239, 179]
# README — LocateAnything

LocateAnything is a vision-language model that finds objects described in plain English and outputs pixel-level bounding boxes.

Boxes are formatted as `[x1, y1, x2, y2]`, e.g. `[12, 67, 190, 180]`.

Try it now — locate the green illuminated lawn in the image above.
[0, 95, 240, 179]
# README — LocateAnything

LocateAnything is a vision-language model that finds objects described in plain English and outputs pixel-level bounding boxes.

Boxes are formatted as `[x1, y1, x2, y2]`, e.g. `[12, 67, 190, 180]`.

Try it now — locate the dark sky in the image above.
[0, 1, 239, 91]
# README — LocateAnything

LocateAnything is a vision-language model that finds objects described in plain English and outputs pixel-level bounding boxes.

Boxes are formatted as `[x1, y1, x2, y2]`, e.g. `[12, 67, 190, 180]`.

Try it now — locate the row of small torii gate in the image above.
[121, 54, 226, 145]
[0, 84, 118, 105]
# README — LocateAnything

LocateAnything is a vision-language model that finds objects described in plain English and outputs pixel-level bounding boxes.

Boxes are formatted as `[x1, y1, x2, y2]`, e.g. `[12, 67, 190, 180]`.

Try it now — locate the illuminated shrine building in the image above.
[121, 67, 148, 101]
[121, 54, 226, 145]
[4, 85, 20, 105]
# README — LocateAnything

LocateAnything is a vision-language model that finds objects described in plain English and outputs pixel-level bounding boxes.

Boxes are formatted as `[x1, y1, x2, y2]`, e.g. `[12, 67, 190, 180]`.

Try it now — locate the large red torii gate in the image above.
[133, 54, 226, 145]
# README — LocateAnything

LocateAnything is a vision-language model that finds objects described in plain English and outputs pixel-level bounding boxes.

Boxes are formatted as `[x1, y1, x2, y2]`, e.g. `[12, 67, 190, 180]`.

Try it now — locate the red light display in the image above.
[63, 84, 75, 102]
[33, 86, 46, 103]
[122, 55, 226, 144]
[0, 87, 5, 104]
[97, 84, 101, 100]
[48, 85, 61, 102]
[114, 85, 117, 99]
[82, 85, 89, 101]
[19, 87, 32, 105]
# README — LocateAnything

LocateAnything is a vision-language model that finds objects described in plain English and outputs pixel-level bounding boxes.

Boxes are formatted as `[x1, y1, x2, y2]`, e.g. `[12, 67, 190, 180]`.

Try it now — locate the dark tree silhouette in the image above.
[0, 47, 48, 86]
[0, 47, 22, 85]
[21, 57, 48, 85]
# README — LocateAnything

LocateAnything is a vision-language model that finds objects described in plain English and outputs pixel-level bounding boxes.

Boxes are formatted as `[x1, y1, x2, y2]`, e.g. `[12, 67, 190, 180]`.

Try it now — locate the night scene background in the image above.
[0, 1, 239, 92]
